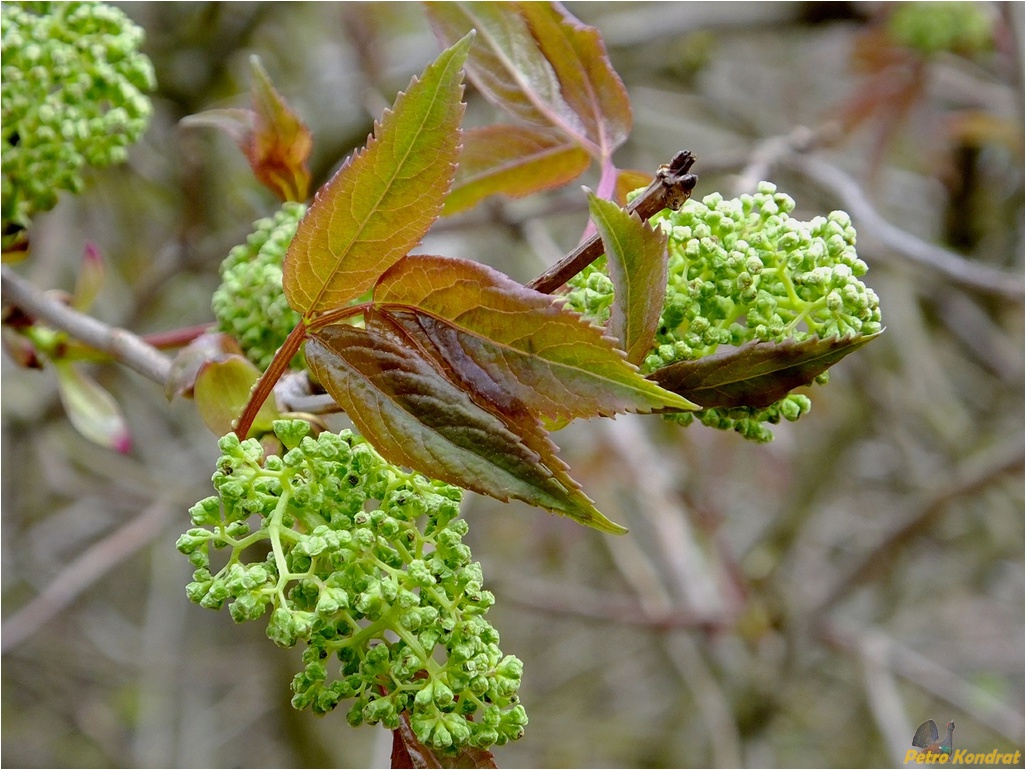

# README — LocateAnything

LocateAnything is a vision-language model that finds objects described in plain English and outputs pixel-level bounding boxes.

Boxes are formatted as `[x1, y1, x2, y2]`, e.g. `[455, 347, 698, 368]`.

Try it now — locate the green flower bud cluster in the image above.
[887, 2, 995, 56]
[178, 419, 527, 752]
[1, 1, 155, 232]
[566, 182, 881, 442]
[212, 202, 306, 370]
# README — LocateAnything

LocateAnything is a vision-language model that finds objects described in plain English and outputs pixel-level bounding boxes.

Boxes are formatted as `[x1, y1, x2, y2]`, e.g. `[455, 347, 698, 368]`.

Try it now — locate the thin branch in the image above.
[663, 633, 744, 768]
[813, 435, 1024, 616]
[495, 574, 728, 632]
[2, 266, 173, 385]
[859, 632, 915, 765]
[1, 499, 176, 654]
[824, 622, 1025, 743]
[784, 153, 1025, 299]
[527, 150, 698, 294]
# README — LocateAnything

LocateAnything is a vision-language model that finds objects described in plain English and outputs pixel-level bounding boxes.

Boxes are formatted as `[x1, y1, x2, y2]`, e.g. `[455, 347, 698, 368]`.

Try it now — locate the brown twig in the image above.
[496, 575, 728, 632]
[823, 621, 1025, 743]
[812, 435, 1024, 616]
[1, 499, 176, 654]
[2, 266, 173, 385]
[784, 153, 1025, 299]
[527, 150, 698, 294]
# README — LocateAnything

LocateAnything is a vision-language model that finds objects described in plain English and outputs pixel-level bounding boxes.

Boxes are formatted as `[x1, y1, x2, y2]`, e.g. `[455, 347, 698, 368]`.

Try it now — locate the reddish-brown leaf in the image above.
[181, 56, 312, 202]
[306, 320, 627, 534]
[427, 2, 632, 159]
[443, 125, 590, 215]
[648, 333, 882, 409]
[425, 3, 581, 135]
[282, 34, 472, 316]
[516, 1, 632, 154]
[587, 192, 667, 366]
[373, 255, 694, 419]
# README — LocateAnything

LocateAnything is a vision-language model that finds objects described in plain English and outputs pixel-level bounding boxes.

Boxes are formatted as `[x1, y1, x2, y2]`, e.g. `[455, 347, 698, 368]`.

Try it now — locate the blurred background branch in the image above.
[2, 2, 1022, 767]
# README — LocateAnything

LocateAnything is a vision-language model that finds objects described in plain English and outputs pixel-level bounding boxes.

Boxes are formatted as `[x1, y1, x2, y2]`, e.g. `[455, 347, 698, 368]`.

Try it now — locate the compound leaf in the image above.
[282, 33, 472, 317]
[373, 254, 695, 419]
[443, 125, 589, 215]
[306, 321, 626, 534]
[648, 333, 882, 409]
[587, 192, 667, 366]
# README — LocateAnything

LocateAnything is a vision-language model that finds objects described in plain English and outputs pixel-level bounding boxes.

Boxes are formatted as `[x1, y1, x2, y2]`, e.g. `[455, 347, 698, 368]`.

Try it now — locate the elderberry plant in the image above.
[177, 419, 527, 752]
[567, 182, 882, 442]
[1, 1, 155, 239]
[212, 202, 307, 370]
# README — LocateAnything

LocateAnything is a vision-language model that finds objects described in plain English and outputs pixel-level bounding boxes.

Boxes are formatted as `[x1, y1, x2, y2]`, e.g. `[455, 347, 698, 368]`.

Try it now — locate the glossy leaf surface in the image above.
[282, 34, 472, 316]
[648, 333, 882, 409]
[306, 321, 626, 534]
[587, 192, 667, 365]
[373, 255, 694, 418]
[443, 125, 589, 215]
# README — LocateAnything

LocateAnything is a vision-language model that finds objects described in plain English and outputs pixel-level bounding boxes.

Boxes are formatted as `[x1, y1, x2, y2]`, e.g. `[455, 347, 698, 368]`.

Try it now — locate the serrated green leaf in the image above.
[373, 254, 695, 419]
[194, 354, 281, 438]
[587, 192, 668, 366]
[282, 33, 472, 316]
[443, 125, 590, 215]
[648, 333, 883, 409]
[53, 361, 131, 453]
[307, 320, 626, 534]
[516, 2, 632, 154]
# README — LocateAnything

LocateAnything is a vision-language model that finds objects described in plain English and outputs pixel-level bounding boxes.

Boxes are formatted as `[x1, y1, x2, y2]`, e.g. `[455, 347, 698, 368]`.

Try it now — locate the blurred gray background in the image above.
[2, 2, 1023, 767]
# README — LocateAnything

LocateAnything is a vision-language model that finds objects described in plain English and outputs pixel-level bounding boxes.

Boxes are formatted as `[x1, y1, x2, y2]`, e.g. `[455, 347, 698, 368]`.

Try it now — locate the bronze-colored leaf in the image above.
[306, 320, 627, 534]
[648, 333, 882, 409]
[516, 1, 632, 153]
[614, 168, 654, 205]
[443, 125, 590, 215]
[425, 2, 579, 132]
[181, 56, 312, 202]
[373, 254, 695, 419]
